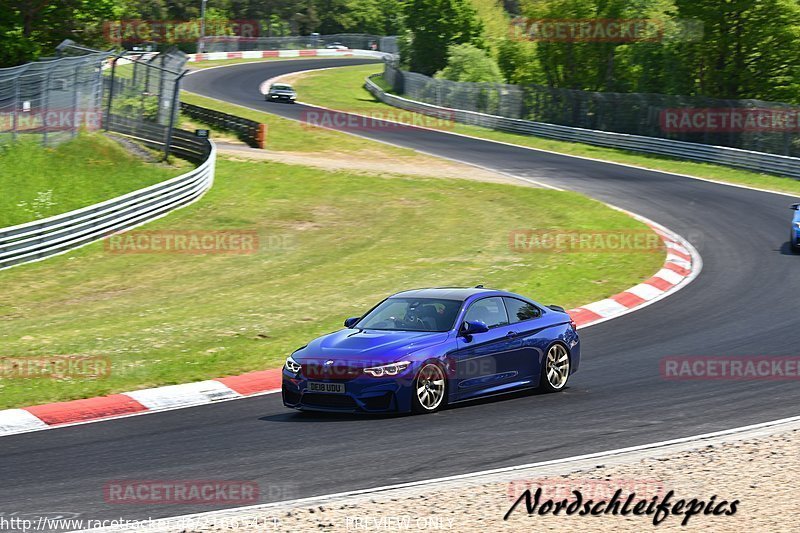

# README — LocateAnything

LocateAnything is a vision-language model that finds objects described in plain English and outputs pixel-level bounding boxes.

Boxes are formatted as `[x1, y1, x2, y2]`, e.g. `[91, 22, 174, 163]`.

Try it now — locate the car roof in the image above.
[390, 287, 504, 301]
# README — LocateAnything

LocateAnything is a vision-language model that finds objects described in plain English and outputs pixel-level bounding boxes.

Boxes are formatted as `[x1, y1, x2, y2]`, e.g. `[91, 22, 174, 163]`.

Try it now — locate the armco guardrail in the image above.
[0, 122, 216, 271]
[365, 75, 800, 180]
[180, 102, 265, 149]
[186, 48, 394, 62]
[106, 114, 210, 163]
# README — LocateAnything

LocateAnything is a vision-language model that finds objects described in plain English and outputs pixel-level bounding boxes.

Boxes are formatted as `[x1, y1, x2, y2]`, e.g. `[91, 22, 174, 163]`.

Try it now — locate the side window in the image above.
[463, 297, 509, 329]
[503, 298, 541, 324]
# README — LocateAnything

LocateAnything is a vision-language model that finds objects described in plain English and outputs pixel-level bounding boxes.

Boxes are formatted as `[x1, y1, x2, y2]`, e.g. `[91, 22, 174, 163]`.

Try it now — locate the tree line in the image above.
[3, 0, 799, 103]
[404, 0, 800, 104]
[0, 0, 404, 66]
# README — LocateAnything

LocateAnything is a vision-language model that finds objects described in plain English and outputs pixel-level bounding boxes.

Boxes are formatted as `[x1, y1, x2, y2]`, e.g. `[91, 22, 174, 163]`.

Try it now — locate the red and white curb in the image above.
[187, 48, 391, 63]
[0, 370, 282, 436]
[567, 215, 700, 328]
[0, 221, 698, 438]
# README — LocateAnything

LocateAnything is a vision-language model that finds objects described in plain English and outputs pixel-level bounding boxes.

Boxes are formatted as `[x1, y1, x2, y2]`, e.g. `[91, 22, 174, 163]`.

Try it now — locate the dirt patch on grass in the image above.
[216, 143, 537, 186]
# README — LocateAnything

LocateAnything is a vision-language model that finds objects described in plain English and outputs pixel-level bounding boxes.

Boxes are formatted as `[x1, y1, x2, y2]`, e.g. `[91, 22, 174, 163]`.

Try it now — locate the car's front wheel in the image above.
[411, 362, 447, 413]
[540, 343, 570, 392]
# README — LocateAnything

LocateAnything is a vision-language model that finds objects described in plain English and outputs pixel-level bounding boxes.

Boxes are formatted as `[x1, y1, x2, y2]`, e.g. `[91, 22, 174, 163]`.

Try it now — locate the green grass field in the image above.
[291, 64, 800, 196]
[0, 133, 187, 227]
[0, 157, 663, 408]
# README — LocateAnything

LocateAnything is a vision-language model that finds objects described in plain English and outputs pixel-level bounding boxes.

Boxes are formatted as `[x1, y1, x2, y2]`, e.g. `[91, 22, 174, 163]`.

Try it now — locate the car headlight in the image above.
[363, 361, 411, 377]
[284, 356, 302, 374]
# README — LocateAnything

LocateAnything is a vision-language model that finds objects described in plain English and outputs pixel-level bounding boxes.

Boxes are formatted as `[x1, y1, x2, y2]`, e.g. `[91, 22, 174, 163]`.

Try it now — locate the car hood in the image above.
[270, 90, 295, 96]
[297, 329, 450, 364]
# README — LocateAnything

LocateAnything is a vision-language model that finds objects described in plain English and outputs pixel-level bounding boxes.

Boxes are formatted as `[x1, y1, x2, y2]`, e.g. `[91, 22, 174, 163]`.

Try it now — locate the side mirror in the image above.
[344, 317, 360, 328]
[791, 203, 800, 210]
[461, 320, 489, 336]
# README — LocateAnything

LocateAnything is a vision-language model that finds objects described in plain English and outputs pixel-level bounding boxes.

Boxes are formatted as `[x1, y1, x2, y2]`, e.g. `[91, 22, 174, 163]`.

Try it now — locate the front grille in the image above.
[301, 393, 357, 409]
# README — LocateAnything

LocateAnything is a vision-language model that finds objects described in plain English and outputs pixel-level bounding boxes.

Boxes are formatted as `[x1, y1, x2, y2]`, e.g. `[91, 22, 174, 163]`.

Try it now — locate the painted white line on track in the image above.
[73, 412, 800, 532]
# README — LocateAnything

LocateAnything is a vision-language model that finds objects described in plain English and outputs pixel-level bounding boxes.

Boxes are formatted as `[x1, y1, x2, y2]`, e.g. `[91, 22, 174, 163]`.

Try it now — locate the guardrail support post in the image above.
[257, 123, 268, 149]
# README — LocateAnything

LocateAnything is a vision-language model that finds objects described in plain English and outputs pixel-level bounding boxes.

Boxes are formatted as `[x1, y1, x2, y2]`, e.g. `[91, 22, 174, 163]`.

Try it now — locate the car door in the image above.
[502, 297, 548, 381]
[450, 297, 527, 401]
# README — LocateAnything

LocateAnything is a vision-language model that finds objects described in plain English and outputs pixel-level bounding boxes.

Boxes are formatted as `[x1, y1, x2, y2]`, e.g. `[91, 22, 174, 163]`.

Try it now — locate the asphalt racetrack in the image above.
[2, 58, 799, 527]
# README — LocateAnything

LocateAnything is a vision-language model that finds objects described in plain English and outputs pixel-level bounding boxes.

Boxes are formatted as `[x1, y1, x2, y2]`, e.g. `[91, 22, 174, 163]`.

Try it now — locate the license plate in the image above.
[307, 382, 345, 394]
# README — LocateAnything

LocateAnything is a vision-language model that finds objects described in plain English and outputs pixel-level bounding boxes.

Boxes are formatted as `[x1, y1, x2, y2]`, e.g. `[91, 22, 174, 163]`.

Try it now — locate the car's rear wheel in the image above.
[540, 343, 570, 392]
[411, 363, 447, 413]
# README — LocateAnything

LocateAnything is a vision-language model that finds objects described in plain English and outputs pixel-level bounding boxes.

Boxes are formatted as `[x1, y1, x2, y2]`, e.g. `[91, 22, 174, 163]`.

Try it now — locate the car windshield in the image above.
[356, 298, 462, 332]
[272, 85, 293, 91]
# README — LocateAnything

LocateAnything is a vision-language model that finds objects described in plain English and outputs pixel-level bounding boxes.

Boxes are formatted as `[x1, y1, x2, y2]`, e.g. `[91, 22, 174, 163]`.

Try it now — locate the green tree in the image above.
[0, 0, 118, 66]
[671, 0, 800, 101]
[403, 0, 485, 76]
[313, 0, 402, 34]
[435, 43, 504, 82]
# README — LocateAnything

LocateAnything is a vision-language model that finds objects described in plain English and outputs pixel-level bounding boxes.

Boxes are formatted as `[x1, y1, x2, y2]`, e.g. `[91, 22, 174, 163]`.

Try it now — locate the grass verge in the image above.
[291, 64, 800, 196]
[0, 133, 188, 228]
[180, 91, 415, 157]
[0, 157, 663, 408]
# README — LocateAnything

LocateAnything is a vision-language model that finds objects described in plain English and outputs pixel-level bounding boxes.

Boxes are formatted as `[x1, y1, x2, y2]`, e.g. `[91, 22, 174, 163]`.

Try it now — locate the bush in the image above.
[435, 43, 505, 83]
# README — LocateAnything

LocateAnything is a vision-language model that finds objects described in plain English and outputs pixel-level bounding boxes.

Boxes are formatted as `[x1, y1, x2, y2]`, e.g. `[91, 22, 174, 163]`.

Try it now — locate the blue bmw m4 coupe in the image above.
[791, 203, 800, 252]
[282, 287, 580, 414]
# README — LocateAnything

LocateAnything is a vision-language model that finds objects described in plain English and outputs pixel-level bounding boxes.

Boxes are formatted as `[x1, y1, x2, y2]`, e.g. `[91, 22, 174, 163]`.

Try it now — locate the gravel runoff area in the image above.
[108, 416, 800, 533]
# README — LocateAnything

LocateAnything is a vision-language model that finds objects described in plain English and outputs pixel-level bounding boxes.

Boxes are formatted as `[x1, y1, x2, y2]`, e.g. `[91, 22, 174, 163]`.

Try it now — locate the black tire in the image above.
[539, 343, 571, 393]
[411, 362, 448, 414]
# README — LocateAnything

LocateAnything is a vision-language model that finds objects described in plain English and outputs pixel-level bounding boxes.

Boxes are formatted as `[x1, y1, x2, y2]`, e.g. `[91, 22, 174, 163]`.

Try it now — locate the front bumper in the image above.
[268, 94, 296, 102]
[282, 368, 415, 414]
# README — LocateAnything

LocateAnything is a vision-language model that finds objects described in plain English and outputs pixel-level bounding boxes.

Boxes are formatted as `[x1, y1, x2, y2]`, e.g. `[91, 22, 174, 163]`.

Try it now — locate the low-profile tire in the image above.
[411, 362, 447, 414]
[540, 343, 571, 393]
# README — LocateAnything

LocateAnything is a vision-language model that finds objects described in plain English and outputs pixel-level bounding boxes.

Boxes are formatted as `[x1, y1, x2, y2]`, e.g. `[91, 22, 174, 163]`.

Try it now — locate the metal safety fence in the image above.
[104, 49, 189, 159]
[0, 52, 109, 146]
[366, 74, 800, 180]
[384, 64, 800, 159]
